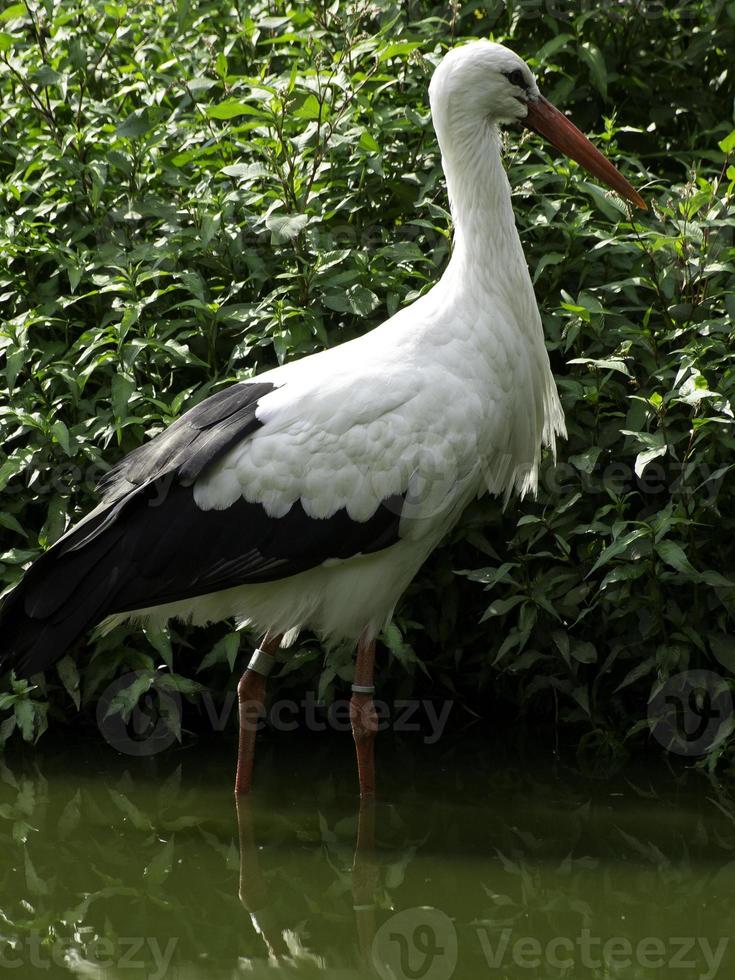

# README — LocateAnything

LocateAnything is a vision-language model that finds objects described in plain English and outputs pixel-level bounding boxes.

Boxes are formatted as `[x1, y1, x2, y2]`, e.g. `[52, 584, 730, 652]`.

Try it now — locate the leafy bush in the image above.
[1, 0, 734, 770]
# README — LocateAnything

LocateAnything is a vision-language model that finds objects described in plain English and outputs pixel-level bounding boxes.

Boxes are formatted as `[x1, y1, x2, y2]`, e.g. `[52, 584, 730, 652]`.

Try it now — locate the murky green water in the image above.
[2, 732, 735, 979]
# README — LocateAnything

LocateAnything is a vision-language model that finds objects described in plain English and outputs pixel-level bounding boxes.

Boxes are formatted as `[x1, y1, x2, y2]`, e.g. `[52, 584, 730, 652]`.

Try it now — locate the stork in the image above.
[0, 41, 644, 799]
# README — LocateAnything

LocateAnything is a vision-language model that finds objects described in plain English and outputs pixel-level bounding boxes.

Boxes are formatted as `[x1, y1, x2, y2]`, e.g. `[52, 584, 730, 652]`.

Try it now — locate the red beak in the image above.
[523, 95, 646, 210]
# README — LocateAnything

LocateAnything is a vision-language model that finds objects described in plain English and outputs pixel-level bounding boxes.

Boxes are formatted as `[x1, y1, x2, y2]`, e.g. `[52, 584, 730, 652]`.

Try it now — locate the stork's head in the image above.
[429, 41, 539, 127]
[429, 40, 646, 210]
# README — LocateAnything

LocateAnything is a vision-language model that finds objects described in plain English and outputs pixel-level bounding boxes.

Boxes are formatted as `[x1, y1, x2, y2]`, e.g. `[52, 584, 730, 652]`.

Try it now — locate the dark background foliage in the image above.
[1, 0, 734, 771]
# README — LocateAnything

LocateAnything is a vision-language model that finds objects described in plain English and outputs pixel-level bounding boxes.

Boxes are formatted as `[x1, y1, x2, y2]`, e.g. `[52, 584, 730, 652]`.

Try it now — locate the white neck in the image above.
[436, 118, 532, 308]
[421, 112, 566, 498]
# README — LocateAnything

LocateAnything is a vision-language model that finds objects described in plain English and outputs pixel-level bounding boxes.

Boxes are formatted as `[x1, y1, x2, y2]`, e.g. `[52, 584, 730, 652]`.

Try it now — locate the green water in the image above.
[2, 732, 735, 980]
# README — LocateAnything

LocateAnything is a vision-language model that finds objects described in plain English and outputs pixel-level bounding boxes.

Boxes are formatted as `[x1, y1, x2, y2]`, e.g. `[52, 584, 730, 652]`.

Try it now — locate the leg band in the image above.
[247, 647, 277, 678]
[351, 684, 375, 695]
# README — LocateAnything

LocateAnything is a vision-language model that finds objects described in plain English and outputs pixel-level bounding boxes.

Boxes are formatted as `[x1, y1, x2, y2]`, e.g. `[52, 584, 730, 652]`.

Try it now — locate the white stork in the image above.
[0, 41, 644, 798]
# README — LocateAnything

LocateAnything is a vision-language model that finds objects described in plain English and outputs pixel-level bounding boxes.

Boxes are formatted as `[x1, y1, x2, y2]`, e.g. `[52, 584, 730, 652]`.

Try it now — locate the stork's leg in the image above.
[235, 632, 282, 796]
[235, 796, 288, 957]
[350, 632, 378, 800]
[352, 796, 378, 961]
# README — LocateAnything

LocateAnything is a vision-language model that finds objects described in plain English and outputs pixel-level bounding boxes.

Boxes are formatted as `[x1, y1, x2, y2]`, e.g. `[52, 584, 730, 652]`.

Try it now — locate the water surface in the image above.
[2, 733, 734, 979]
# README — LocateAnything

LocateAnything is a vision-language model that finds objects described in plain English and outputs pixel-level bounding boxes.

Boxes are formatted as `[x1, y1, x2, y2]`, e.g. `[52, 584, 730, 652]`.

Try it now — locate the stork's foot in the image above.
[351, 633, 378, 800]
[235, 636, 281, 796]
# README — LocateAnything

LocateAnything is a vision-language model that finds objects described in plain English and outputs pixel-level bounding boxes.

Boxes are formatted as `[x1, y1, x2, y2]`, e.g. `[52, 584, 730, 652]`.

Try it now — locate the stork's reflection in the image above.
[236, 795, 380, 970]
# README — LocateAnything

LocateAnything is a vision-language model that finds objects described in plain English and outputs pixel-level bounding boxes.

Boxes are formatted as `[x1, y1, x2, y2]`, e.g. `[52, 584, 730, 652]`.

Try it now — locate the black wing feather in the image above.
[99, 380, 276, 494]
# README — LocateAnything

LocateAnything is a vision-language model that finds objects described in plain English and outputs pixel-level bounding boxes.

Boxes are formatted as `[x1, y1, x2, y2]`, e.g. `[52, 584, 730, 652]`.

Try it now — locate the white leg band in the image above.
[247, 647, 277, 677]
[351, 684, 375, 695]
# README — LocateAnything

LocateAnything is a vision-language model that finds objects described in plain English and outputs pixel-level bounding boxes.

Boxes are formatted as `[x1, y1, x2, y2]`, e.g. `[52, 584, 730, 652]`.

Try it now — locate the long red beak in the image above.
[523, 95, 646, 210]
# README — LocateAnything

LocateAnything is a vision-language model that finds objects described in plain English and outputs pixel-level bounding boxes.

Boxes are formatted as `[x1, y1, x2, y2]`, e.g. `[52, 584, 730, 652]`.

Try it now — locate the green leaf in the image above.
[187, 77, 217, 96]
[0, 513, 26, 538]
[144, 626, 174, 670]
[57, 790, 81, 839]
[39, 495, 66, 548]
[0, 716, 15, 747]
[600, 564, 645, 590]
[108, 789, 153, 831]
[701, 570, 735, 588]
[535, 33, 574, 63]
[323, 285, 379, 317]
[24, 850, 49, 896]
[588, 528, 649, 575]
[634, 445, 667, 478]
[31, 65, 60, 87]
[52, 420, 71, 456]
[568, 447, 602, 474]
[293, 93, 321, 120]
[568, 357, 630, 376]
[14, 700, 35, 741]
[206, 99, 265, 120]
[614, 657, 654, 693]
[532, 251, 564, 284]
[158, 673, 201, 696]
[265, 212, 309, 243]
[376, 41, 420, 62]
[111, 372, 135, 420]
[57, 656, 81, 710]
[552, 630, 570, 665]
[198, 632, 240, 673]
[105, 674, 154, 723]
[220, 163, 266, 179]
[718, 130, 735, 154]
[571, 641, 597, 664]
[116, 108, 152, 139]
[711, 635, 735, 675]
[579, 41, 608, 98]
[359, 130, 381, 153]
[655, 540, 700, 579]
[0, 4, 26, 21]
[481, 595, 526, 620]
[144, 837, 175, 886]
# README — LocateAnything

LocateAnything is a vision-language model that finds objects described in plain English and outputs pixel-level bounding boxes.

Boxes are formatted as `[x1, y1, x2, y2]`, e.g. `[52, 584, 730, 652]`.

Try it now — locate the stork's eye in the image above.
[505, 69, 526, 89]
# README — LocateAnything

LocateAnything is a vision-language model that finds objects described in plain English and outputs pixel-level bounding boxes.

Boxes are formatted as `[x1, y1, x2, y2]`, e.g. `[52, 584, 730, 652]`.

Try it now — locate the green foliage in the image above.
[1, 0, 735, 769]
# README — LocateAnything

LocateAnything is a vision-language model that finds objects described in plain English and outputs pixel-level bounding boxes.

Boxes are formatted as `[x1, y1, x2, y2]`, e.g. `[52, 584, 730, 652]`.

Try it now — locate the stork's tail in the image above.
[0, 504, 128, 678]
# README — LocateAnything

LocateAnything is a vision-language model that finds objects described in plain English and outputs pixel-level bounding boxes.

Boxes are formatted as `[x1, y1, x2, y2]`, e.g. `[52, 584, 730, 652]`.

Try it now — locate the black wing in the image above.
[98, 380, 278, 495]
[0, 381, 404, 677]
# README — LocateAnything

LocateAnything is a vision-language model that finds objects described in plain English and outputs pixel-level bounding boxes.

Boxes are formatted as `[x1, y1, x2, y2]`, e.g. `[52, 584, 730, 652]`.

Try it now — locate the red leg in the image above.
[350, 632, 378, 800]
[235, 633, 282, 796]
[235, 796, 288, 957]
[352, 796, 377, 960]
